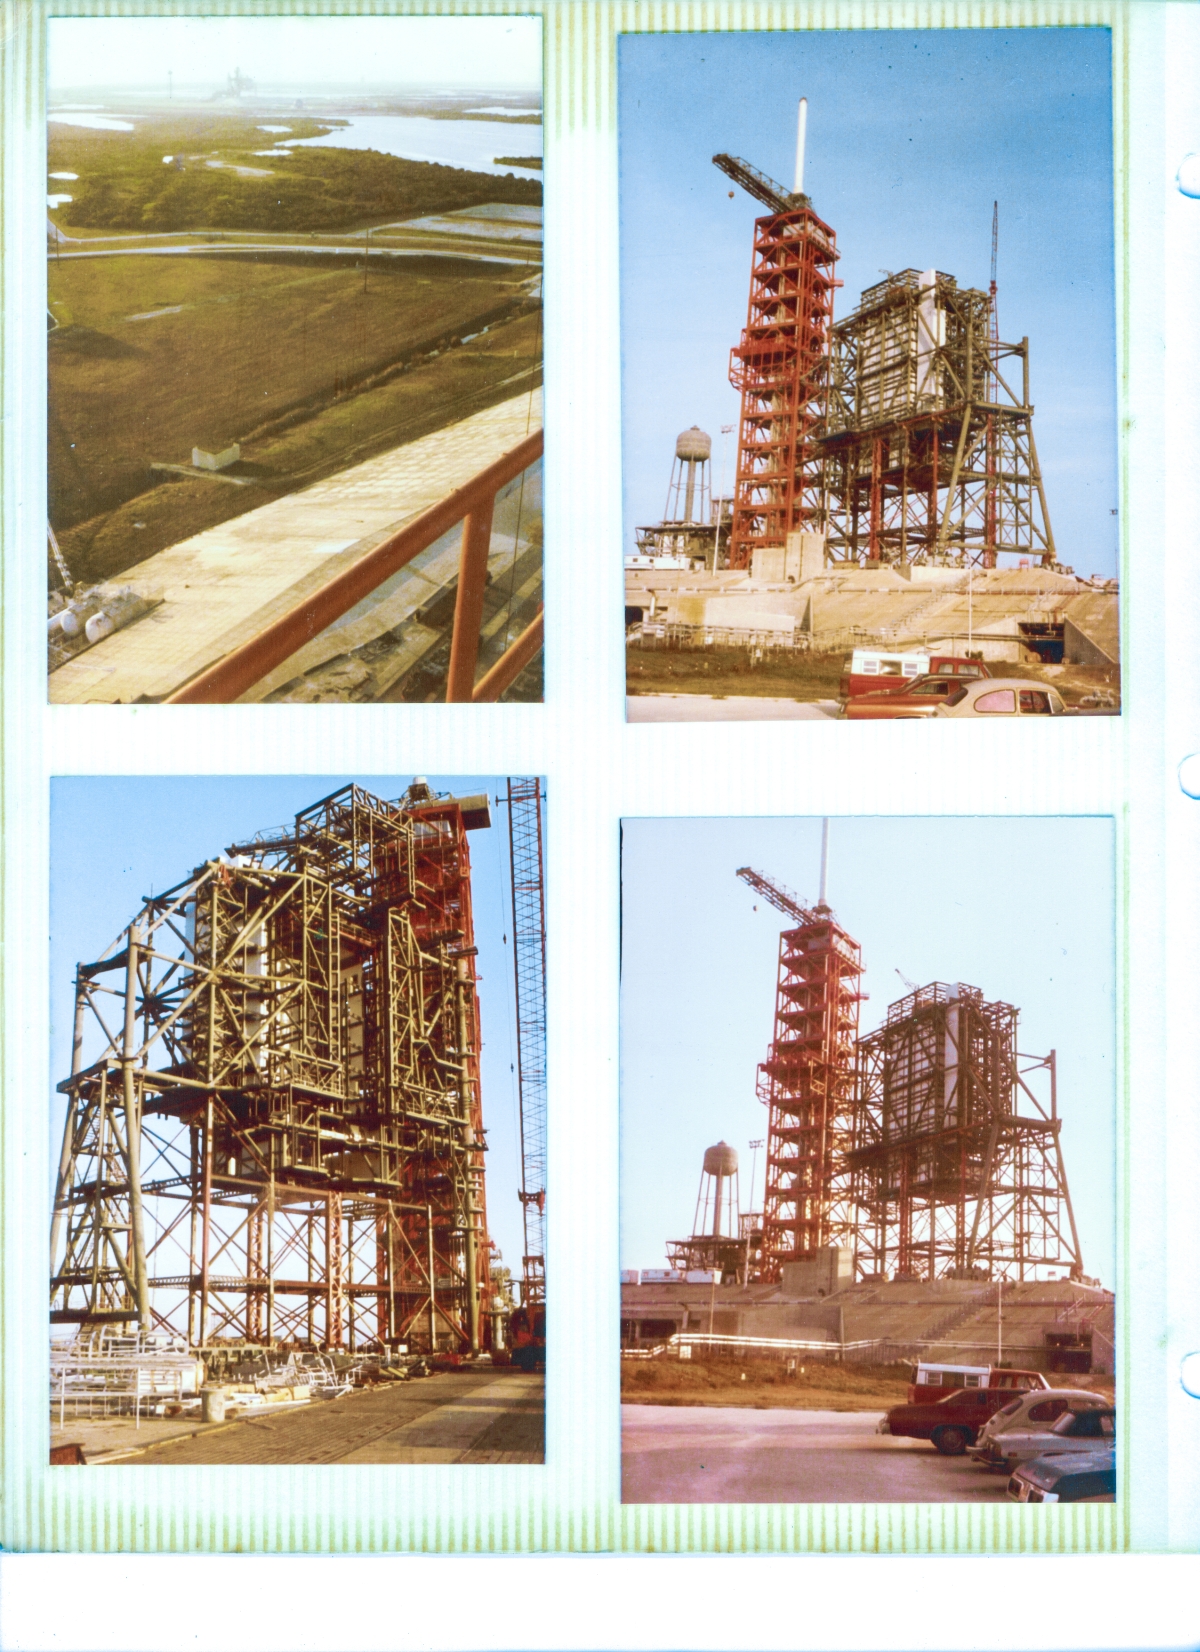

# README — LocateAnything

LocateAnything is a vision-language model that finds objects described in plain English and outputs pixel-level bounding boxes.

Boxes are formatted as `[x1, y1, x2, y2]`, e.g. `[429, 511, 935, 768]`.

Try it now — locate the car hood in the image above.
[1017, 1446, 1115, 1492]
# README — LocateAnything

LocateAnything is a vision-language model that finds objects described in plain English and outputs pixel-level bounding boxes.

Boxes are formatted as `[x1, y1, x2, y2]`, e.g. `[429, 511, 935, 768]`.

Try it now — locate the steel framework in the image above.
[819, 269, 1057, 567]
[846, 982, 1084, 1282]
[50, 782, 495, 1353]
[737, 867, 863, 1279]
[714, 155, 840, 572]
[506, 777, 546, 1311]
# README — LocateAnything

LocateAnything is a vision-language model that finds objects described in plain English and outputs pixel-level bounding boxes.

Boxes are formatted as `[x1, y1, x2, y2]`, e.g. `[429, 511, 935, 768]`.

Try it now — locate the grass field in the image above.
[626, 645, 847, 701]
[57, 301, 541, 585]
[622, 1355, 1118, 1412]
[48, 112, 539, 234]
[49, 250, 536, 541]
[622, 1358, 916, 1412]
[626, 643, 1120, 708]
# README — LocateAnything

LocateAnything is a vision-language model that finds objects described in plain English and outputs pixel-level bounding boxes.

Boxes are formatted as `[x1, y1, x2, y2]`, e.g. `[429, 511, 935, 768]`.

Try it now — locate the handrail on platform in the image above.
[165, 428, 544, 705]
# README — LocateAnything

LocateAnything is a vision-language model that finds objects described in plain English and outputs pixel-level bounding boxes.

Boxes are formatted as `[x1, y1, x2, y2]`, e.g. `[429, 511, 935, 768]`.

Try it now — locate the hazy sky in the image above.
[50, 776, 537, 1289]
[619, 29, 1118, 578]
[621, 815, 1116, 1287]
[48, 16, 542, 96]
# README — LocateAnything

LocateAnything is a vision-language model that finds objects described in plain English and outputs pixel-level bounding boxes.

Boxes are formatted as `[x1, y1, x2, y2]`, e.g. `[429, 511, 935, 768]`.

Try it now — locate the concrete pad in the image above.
[95, 1370, 545, 1466]
[621, 1404, 1011, 1504]
[627, 695, 839, 722]
[50, 1413, 226, 1460]
[49, 389, 541, 704]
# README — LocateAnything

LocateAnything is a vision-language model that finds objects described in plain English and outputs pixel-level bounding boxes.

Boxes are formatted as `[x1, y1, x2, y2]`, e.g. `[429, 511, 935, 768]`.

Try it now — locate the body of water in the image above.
[287, 114, 541, 178]
[49, 113, 135, 132]
[46, 107, 542, 181]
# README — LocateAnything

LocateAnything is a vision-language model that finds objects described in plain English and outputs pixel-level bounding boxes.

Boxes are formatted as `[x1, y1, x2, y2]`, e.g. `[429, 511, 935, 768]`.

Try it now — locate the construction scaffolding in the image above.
[714, 153, 840, 573]
[507, 777, 547, 1311]
[50, 781, 495, 1354]
[819, 269, 1057, 568]
[737, 867, 863, 1280]
[846, 982, 1084, 1283]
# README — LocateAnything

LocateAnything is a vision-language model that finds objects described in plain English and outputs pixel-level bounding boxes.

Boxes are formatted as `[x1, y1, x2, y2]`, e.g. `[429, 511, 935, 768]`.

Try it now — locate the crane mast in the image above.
[506, 777, 547, 1313]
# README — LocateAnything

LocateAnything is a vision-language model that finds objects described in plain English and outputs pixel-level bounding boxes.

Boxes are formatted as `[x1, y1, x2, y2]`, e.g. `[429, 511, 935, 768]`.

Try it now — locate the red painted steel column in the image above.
[446, 502, 496, 702]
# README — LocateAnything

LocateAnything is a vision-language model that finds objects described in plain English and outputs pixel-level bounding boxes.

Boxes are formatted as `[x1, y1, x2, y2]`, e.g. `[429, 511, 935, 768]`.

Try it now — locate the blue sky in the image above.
[50, 776, 534, 1285]
[619, 29, 1118, 578]
[621, 815, 1116, 1288]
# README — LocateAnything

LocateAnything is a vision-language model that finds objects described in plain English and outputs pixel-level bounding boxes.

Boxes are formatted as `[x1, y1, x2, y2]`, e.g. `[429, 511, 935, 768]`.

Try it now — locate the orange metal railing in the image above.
[165, 429, 544, 705]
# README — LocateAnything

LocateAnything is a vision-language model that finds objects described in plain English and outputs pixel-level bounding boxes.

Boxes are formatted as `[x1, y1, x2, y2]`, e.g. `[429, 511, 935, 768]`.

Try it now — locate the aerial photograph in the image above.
[49, 776, 546, 1465]
[621, 817, 1115, 1506]
[620, 31, 1120, 723]
[46, 16, 543, 704]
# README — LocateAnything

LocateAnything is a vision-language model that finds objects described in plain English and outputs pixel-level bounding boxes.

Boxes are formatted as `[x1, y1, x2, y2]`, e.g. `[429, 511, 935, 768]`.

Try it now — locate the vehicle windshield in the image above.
[995, 1398, 1025, 1420]
[945, 684, 969, 706]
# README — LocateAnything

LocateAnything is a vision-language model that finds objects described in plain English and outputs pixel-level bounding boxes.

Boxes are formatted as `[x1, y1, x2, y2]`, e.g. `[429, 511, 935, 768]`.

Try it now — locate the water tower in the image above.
[664, 426, 712, 528]
[666, 1141, 747, 1279]
[632, 426, 723, 567]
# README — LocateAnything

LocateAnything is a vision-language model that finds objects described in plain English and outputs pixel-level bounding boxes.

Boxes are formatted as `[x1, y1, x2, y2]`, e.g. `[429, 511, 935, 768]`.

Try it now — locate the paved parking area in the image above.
[622, 1404, 1010, 1504]
[627, 695, 838, 722]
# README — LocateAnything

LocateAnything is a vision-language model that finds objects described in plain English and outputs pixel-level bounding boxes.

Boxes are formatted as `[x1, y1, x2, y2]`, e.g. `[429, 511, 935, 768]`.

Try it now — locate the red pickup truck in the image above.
[839, 651, 991, 702]
[881, 1373, 1049, 1455]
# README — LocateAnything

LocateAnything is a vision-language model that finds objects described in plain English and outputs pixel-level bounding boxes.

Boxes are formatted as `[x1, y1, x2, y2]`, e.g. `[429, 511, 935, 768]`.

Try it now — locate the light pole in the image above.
[713, 423, 734, 570]
[748, 1138, 764, 1213]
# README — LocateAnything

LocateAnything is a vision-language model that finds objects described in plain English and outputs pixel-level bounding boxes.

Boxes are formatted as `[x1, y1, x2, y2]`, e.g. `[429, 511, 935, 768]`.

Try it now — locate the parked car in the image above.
[843, 674, 993, 718]
[970, 1389, 1103, 1458]
[1007, 1445, 1116, 1503]
[969, 1388, 1109, 1467]
[974, 1404, 1114, 1473]
[880, 1374, 1048, 1454]
[927, 678, 1068, 717]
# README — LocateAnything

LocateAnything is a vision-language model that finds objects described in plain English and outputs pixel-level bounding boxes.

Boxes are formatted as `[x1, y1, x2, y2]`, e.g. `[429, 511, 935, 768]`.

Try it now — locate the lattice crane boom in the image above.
[506, 777, 547, 1312]
[712, 153, 796, 216]
[736, 865, 816, 926]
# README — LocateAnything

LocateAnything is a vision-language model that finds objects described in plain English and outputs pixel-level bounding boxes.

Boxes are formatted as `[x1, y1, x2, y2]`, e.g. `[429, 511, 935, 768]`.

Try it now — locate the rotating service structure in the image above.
[819, 270, 1057, 568]
[846, 982, 1084, 1283]
[50, 781, 496, 1353]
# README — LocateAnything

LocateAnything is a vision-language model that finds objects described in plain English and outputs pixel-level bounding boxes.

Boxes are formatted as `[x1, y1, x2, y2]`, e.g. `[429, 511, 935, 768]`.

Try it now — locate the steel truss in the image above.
[726, 205, 840, 571]
[819, 269, 1057, 567]
[506, 778, 546, 1311]
[51, 782, 493, 1352]
[738, 869, 864, 1278]
[845, 982, 1083, 1283]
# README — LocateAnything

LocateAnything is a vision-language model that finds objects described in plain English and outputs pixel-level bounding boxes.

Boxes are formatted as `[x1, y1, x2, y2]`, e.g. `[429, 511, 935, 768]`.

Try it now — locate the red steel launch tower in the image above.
[715, 99, 840, 572]
[738, 856, 863, 1280]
